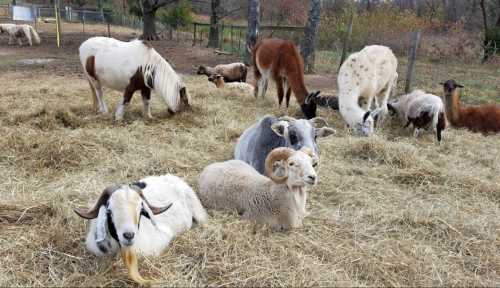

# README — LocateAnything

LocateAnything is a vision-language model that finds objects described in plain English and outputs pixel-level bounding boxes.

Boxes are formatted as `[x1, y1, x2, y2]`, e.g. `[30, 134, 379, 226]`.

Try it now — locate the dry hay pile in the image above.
[0, 70, 499, 287]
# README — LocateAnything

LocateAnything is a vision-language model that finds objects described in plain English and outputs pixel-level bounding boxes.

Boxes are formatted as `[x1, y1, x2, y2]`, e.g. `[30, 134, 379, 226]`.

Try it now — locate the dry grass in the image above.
[1, 38, 500, 287]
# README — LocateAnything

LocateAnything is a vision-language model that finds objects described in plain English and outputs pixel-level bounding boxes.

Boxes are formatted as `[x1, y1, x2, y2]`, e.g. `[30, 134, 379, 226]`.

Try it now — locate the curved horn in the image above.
[265, 147, 295, 184]
[277, 116, 296, 123]
[309, 117, 328, 128]
[130, 185, 173, 215]
[74, 185, 121, 219]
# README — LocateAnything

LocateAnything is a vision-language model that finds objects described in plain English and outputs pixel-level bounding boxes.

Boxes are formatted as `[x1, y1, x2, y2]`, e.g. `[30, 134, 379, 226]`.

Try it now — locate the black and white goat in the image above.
[74, 174, 207, 285]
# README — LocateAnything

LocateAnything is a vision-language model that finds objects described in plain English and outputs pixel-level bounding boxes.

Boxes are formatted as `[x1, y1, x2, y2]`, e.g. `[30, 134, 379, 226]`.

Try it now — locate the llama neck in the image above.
[445, 89, 461, 124]
[286, 69, 308, 103]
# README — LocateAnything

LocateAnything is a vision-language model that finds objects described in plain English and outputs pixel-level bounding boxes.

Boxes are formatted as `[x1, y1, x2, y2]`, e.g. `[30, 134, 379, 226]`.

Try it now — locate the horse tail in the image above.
[28, 26, 41, 45]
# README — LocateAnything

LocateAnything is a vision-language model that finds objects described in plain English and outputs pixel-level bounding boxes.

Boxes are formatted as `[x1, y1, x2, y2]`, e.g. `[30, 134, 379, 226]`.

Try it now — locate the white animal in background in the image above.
[0, 23, 41, 46]
[79, 37, 190, 120]
[207, 73, 254, 94]
[338, 45, 398, 136]
[199, 147, 318, 231]
[388, 90, 447, 142]
[74, 174, 207, 285]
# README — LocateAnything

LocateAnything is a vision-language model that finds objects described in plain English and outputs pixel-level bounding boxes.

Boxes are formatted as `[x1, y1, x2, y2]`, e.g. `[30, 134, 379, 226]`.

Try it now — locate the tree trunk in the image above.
[301, 0, 321, 73]
[480, 0, 492, 62]
[142, 8, 159, 40]
[208, 0, 220, 48]
[244, 0, 260, 65]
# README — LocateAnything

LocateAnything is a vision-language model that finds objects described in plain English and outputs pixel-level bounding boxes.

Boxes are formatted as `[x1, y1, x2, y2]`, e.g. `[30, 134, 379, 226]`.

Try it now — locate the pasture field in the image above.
[0, 24, 499, 286]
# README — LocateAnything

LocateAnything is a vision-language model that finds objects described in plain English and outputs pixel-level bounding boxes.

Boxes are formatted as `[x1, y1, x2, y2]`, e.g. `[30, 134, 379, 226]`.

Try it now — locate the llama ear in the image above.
[271, 121, 288, 137]
[363, 111, 371, 122]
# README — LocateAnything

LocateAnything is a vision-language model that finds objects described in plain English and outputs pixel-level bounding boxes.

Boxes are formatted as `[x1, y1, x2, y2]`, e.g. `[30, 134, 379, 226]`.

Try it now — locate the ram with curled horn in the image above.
[199, 146, 318, 231]
[74, 174, 208, 285]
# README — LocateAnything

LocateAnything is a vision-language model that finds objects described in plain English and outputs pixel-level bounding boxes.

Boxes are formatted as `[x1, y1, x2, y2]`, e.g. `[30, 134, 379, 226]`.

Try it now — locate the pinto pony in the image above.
[251, 38, 320, 119]
[441, 80, 500, 134]
[79, 37, 190, 120]
[0, 23, 41, 46]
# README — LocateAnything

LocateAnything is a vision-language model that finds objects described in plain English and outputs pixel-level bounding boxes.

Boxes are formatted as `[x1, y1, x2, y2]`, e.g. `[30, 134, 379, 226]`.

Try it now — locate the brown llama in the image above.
[441, 79, 500, 134]
[251, 38, 320, 119]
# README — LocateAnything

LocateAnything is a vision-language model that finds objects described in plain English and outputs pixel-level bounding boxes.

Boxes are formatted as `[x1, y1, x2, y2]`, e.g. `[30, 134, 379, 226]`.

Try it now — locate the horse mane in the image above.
[140, 45, 184, 111]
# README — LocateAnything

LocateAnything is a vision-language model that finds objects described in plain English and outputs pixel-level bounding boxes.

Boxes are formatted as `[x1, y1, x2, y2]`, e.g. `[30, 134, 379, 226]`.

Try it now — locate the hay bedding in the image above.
[0, 64, 499, 286]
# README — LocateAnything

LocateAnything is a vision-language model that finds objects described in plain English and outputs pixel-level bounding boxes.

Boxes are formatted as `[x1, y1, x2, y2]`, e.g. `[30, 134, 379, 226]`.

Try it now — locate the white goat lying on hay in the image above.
[0, 23, 41, 46]
[388, 90, 447, 142]
[79, 37, 190, 120]
[338, 45, 398, 136]
[75, 175, 207, 285]
[207, 73, 254, 94]
[198, 147, 317, 231]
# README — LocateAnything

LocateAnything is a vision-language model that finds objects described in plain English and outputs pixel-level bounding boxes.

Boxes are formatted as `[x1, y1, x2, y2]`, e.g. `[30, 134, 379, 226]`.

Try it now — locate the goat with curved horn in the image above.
[74, 175, 208, 285]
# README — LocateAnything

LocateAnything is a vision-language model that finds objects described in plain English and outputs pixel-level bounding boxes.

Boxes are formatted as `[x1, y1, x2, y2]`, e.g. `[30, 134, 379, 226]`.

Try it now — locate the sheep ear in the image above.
[456, 83, 464, 88]
[270, 121, 288, 137]
[439, 82, 445, 85]
[316, 127, 336, 138]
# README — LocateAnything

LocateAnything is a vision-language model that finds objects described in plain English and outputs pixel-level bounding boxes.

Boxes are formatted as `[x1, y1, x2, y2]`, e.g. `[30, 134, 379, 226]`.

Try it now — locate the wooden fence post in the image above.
[230, 24, 234, 53]
[193, 23, 197, 46]
[339, 13, 353, 71]
[405, 30, 421, 93]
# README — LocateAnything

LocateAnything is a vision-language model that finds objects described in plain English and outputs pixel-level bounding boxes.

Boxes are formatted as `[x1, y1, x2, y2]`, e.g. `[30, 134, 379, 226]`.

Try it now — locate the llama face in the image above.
[355, 112, 374, 136]
[441, 80, 464, 94]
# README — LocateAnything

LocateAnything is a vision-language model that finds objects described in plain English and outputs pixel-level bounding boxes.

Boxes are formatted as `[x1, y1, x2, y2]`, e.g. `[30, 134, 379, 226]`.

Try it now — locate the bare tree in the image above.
[301, 0, 321, 73]
[244, 0, 260, 65]
[207, 1, 244, 48]
[140, 0, 178, 40]
[208, 0, 221, 48]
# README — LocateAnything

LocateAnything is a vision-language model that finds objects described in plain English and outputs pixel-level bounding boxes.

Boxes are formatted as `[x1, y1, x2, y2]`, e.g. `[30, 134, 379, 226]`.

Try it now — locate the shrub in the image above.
[158, 0, 193, 29]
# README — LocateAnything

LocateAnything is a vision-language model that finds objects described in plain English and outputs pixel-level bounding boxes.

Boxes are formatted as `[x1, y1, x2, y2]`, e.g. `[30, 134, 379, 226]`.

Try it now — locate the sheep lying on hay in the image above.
[337, 45, 398, 136]
[197, 62, 247, 83]
[74, 175, 207, 285]
[0, 23, 41, 46]
[388, 90, 446, 143]
[441, 79, 500, 135]
[199, 147, 318, 231]
[79, 37, 190, 121]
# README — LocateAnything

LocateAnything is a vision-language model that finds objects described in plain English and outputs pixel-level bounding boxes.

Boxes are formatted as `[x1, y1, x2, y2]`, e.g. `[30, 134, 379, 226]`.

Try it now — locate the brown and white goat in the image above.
[207, 73, 254, 94]
[197, 62, 247, 83]
[251, 38, 320, 119]
[442, 80, 500, 135]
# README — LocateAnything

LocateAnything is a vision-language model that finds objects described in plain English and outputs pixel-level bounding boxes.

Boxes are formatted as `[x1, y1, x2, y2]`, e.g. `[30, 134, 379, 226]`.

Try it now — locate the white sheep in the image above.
[207, 73, 254, 94]
[338, 45, 398, 136]
[74, 174, 207, 285]
[388, 90, 447, 142]
[197, 62, 247, 83]
[198, 147, 317, 231]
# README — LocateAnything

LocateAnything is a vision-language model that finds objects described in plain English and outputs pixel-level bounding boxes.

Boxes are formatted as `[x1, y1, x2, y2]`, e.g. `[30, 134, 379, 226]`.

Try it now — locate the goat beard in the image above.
[121, 247, 152, 286]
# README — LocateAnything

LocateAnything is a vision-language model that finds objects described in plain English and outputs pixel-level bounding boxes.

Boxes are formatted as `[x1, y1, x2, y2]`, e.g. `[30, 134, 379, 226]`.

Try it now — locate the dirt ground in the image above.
[0, 22, 499, 287]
